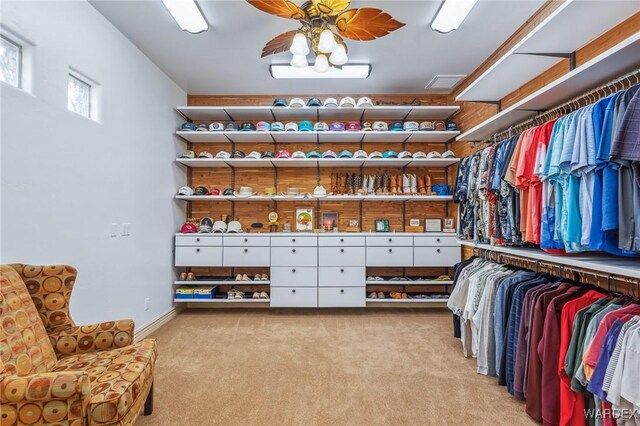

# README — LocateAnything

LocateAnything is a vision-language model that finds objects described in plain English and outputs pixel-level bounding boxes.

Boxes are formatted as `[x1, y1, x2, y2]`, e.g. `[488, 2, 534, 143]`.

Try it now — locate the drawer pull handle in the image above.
[340, 269, 344, 273]
[292, 289, 296, 293]
[244, 249, 248, 253]
[244, 238, 248, 242]
[388, 248, 392, 253]
[196, 238, 200, 242]
[292, 249, 296, 253]
[388, 238, 392, 242]
[340, 238, 344, 242]
[437, 249, 441, 253]
[292, 238, 296, 242]
[340, 249, 344, 253]
[196, 248, 200, 253]
[292, 269, 296, 273]
[436, 238, 440, 242]
[340, 289, 344, 293]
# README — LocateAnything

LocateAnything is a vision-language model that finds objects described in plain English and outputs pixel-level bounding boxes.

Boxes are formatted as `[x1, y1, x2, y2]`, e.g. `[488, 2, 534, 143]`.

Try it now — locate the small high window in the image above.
[67, 73, 92, 118]
[0, 34, 22, 88]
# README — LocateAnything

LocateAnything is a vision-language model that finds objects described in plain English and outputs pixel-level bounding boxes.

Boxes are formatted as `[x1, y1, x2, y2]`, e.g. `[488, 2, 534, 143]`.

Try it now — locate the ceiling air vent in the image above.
[425, 75, 466, 93]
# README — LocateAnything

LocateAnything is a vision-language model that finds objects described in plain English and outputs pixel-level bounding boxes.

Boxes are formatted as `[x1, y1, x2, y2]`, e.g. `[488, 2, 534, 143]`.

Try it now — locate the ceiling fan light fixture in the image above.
[290, 54, 309, 68]
[431, 0, 478, 33]
[329, 44, 348, 66]
[313, 54, 331, 73]
[161, 0, 208, 34]
[317, 29, 338, 54]
[289, 33, 310, 55]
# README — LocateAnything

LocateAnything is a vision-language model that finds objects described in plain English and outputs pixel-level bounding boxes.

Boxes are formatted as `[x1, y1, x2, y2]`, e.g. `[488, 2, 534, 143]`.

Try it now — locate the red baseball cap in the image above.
[207, 188, 220, 195]
[277, 149, 291, 158]
[180, 223, 197, 233]
[345, 121, 362, 131]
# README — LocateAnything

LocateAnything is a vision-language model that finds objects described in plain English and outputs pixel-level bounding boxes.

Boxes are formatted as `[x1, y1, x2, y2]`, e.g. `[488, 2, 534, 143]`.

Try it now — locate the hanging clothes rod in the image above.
[476, 67, 640, 146]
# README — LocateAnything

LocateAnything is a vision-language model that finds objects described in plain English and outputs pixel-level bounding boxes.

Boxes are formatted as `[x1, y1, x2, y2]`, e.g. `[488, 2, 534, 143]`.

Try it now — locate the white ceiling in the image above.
[90, 0, 546, 95]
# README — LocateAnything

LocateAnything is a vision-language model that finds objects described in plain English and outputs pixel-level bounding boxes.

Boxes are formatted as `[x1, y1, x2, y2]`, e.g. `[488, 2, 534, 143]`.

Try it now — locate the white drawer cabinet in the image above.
[270, 287, 318, 307]
[413, 246, 461, 267]
[318, 267, 365, 287]
[270, 247, 317, 267]
[175, 246, 222, 267]
[318, 247, 365, 267]
[318, 287, 365, 307]
[366, 235, 413, 246]
[318, 236, 366, 246]
[271, 267, 317, 287]
[223, 246, 270, 267]
[271, 236, 317, 247]
[414, 235, 458, 247]
[223, 235, 270, 247]
[175, 235, 222, 246]
[366, 246, 413, 266]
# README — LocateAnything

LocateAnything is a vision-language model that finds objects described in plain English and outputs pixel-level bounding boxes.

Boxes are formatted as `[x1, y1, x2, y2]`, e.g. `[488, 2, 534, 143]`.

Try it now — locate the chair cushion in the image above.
[0, 265, 57, 375]
[52, 339, 157, 425]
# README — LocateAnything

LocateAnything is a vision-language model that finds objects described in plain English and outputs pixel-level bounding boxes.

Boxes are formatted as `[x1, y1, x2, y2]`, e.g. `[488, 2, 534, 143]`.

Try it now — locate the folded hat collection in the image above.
[181, 149, 456, 160]
[180, 120, 458, 133]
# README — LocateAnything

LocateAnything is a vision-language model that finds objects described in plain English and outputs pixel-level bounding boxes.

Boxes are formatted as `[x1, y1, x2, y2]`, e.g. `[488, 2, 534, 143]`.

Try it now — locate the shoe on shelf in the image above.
[179, 272, 187, 281]
[252, 292, 260, 299]
[375, 276, 384, 281]
[368, 292, 377, 299]
[377, 292, 385, 299]
[254, 274, 261, 281]
[235, 274, 242, 281]
[367, 276, 375, 281]
[260, 291, 269, 299]
[186, 272, 196, 281]
[435, 275, 452, 281]
[261, 273, 268, 281]
[234, 290, 245, 299]
[401, 293, 408, 299]
[390, 292, 402, 299]
[242, 274, 250, 281]
[227, 289, 237, 299]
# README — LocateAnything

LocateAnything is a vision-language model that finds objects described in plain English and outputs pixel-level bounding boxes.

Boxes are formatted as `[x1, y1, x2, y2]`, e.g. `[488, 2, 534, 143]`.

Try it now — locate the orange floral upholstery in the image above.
[1, 264, 156, 426]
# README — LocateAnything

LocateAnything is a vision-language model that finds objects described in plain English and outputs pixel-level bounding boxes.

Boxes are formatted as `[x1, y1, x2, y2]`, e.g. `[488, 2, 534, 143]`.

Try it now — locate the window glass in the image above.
[68, 74, 91, 117]
[0, 35, 21, 87]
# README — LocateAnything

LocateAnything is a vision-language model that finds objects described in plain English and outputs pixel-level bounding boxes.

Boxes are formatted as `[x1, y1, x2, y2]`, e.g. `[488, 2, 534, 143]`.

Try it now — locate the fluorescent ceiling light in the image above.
[270, 65, 371, 79]
[431, 0, 478, 33]
[162, 0, 208, 34]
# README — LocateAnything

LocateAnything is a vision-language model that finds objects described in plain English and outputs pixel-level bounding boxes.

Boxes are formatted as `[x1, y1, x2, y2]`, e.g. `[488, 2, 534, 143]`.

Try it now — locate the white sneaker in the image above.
[261, 274, 268, 281]
[252, 292, 260, 299]
[235, 274, 242, 281]
[254, 274, 261, 281]
[234, 290, 245, 299]
[260, 291, 269, 299]
[242, 274, 250, 281]
[368, 292, 377, 299]
[227, 289, 237, 299]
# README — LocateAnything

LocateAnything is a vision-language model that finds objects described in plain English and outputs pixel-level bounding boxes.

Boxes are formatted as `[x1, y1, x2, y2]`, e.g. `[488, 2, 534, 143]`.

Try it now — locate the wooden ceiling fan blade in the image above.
[261, 30, 299, 57]
[311, 0, 351, 17]
[335, 8, 405, 41]
[246, 0, 307, 20]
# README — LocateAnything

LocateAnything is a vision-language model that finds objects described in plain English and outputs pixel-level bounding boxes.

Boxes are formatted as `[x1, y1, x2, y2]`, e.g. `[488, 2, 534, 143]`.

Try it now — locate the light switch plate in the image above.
[110, 223, 118, 237]
[122, 223, 131, 236]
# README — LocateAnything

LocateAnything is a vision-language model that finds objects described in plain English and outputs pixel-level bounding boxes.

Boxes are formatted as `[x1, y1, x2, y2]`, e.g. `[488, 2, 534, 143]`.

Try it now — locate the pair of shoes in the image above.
[368, 292, 386, 299]
[235, 274, 250, 281]
[366, 276, 384, 281]
[390, 292, 409, 299]
[179, 272, 197, 281]
[252, 291, 270, 299]
[228, 289, 245, 299]
[434, 275, 452, 281]
[253, 274, 269, 281]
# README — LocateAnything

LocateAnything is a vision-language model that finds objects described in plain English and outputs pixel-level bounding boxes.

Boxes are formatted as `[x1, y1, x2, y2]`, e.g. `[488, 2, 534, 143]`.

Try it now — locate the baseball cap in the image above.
[345, 121, 361, 131]
[271, 122, 285, 131]
[447, 122, 459, 131]
[222, 188, 234, 196]
[299, 121, 313, 132]
[324, 98, 338, 108]
[354, 150, 368, 159]
[277, 149, 291, 158]
[419, 121, 435, 131]
[369, 151, 383, 159]
[413, 151, 427, 159]
[289, 98, 305, 108]
[362, 122, 372, 131]
[225, 121, 239, 131]
[372, 121, 388, 131]
[212, 221, 227, 233]
[207, 188, 221, 195]
[383, 150, 398, 158]
[247, 151, 262, 159]
[357, 97, 373, 107]
[209, 122, 224, 131]
[227, 221, 243, 233]
[389, 122, 404, 131]
[306, 151, 321, 158]
[339, 97, 356, 108]
[314, 122, 329, 131]
[180, 122, 197, 131]
[231, 150, 246, 158]
[180, 150, 195, 159]
[434, 120, 446, 131]
[181, 223, 197, 233]
[194, 186, 209, 196]
[285, 122, 298, 132]
[198, 224, 212, 233]
[240, 122, 256, 131]
[273, 98, 287, 107]
[322, 150, 337, 158]
[215, 151, 231, 159]
[307, 97, 322, 107]
[442, 150, 456, 158]
[329, 122, 345, 131]
[426, 151, 442, 159]
[196, 123, 209, 132]
[200, 217, 213, 228]
[256, 121, 271, 131]
[198, 151, 213, 159]
[291, 151, 306, 159]
[398, 151, 413, 159]
[339, 150, 353, 158]
[261, 151, 275, 158]
[313, 185, 327, 197]
[403, 121, 419, 131]
[178, 186, 194, 196]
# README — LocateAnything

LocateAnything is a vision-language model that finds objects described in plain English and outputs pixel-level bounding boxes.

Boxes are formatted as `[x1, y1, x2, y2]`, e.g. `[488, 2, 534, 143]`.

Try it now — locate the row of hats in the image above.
[180, 149, 456, 160]
[180, 120, 457, 132]
[181, 218, 243, 233]
[273, 97, 372, 108]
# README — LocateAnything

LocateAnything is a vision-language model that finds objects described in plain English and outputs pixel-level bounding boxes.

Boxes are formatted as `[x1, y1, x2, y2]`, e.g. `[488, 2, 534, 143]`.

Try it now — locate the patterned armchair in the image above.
[0, 264, 157, 425]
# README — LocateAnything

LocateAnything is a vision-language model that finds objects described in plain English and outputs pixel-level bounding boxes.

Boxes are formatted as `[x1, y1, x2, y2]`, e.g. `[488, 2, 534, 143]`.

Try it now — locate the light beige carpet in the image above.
[138, 309, 536, 426]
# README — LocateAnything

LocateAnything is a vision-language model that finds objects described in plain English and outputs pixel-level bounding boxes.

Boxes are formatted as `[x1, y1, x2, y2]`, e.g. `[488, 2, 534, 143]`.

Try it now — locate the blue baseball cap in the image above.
[240, 122, 256, 131]
[307, 97, 322, 107]
[271, 122, 284, 131]
[180, 122, 197, 131]
[339, 150, 353, 158]
[389, 122, 403, 131]
[383, 150, 398, 158]
[273, 98, 287, 107]
[299, 121, 313, 132]
[432, 184, 450, 195]
[306, 151, 321, 158]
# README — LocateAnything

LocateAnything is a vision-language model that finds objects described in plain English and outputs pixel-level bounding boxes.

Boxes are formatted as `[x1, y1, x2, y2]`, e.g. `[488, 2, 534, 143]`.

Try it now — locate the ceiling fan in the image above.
[247, 0, 405, 73]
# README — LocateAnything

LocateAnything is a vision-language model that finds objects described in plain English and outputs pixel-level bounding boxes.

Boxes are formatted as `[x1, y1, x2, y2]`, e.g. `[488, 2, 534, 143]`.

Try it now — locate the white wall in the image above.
[0, 0, 186, 330]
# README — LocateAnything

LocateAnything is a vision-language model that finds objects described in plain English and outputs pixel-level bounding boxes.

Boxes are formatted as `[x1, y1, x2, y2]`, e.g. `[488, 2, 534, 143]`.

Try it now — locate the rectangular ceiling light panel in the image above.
[162, 0, 208, 34]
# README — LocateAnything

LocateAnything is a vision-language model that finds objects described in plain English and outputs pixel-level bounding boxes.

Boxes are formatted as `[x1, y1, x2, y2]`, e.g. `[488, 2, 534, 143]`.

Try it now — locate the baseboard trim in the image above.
[135, 305, 183, 341]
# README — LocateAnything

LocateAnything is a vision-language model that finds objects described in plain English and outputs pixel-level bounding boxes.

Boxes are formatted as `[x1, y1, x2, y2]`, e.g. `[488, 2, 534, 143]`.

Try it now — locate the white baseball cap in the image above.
[357, 97, 373, 107]
[403, 121, 419, 131]
[291, 151, 306, 159]
[209, 122, 224, 131]
[413, 151, 427, 159]
[339, 97, 356, 108]
[215, 151, 231, 159]
[178, 186, 194, 196]
[354, 150, 368, 159]
[289, 98, 305, 108]
[313, 185, 327, 197]
[442, 150, 456, 158]
[212, 221, 227, 233]
[247, 151, 262, 159]
[369, 151, 383, 159]
[285, 122, 299, 131]
[426, 151, 442, 159]
[372, 122, 388, 131]
[227, 221, 243, 233]
[324, 98, 338, 108]
[398, 151, 413, 159]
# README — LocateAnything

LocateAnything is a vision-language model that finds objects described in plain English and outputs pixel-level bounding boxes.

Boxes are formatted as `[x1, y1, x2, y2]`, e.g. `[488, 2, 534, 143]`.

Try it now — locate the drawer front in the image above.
[271, 236, 317, 247]
[318, 287, 366, 308]
[223, 235, 270, 247]
[413, 246, 461, 267]
[318, 236, 365, 246]
[175, 235, 222, 246]
[413, 235, 459, 247]
[318, 247, 365, 266]
[366, 246, 414, 266]
[270, 247, 317, 266]
[270, 287, 317, 308]
[223, 247, 270, 266]
[318, 267, 365, 287]
[175, 246, 222, 267]
[270, 267, 317, 287]
[366, 235, 413, 246]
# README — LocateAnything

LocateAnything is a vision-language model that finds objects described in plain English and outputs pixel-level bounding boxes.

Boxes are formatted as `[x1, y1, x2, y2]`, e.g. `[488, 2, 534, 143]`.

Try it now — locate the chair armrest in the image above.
[50, 319, 135, 358]
[1, 371, 91, 412]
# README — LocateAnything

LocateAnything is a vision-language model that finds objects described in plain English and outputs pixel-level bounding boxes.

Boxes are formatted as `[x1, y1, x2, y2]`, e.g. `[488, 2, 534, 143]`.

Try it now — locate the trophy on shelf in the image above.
[268, 212, 279, 232]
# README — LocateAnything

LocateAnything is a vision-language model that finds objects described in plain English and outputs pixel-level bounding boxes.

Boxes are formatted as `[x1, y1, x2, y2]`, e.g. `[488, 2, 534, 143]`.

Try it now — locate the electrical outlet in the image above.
[144, 298, 150, 311]
[110, 223, 118, 237]
[122, 223, 131, 236]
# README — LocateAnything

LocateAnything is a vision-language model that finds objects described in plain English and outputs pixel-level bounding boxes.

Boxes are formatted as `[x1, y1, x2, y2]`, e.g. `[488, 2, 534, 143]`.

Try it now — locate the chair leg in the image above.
[144, 382, 154, 416]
